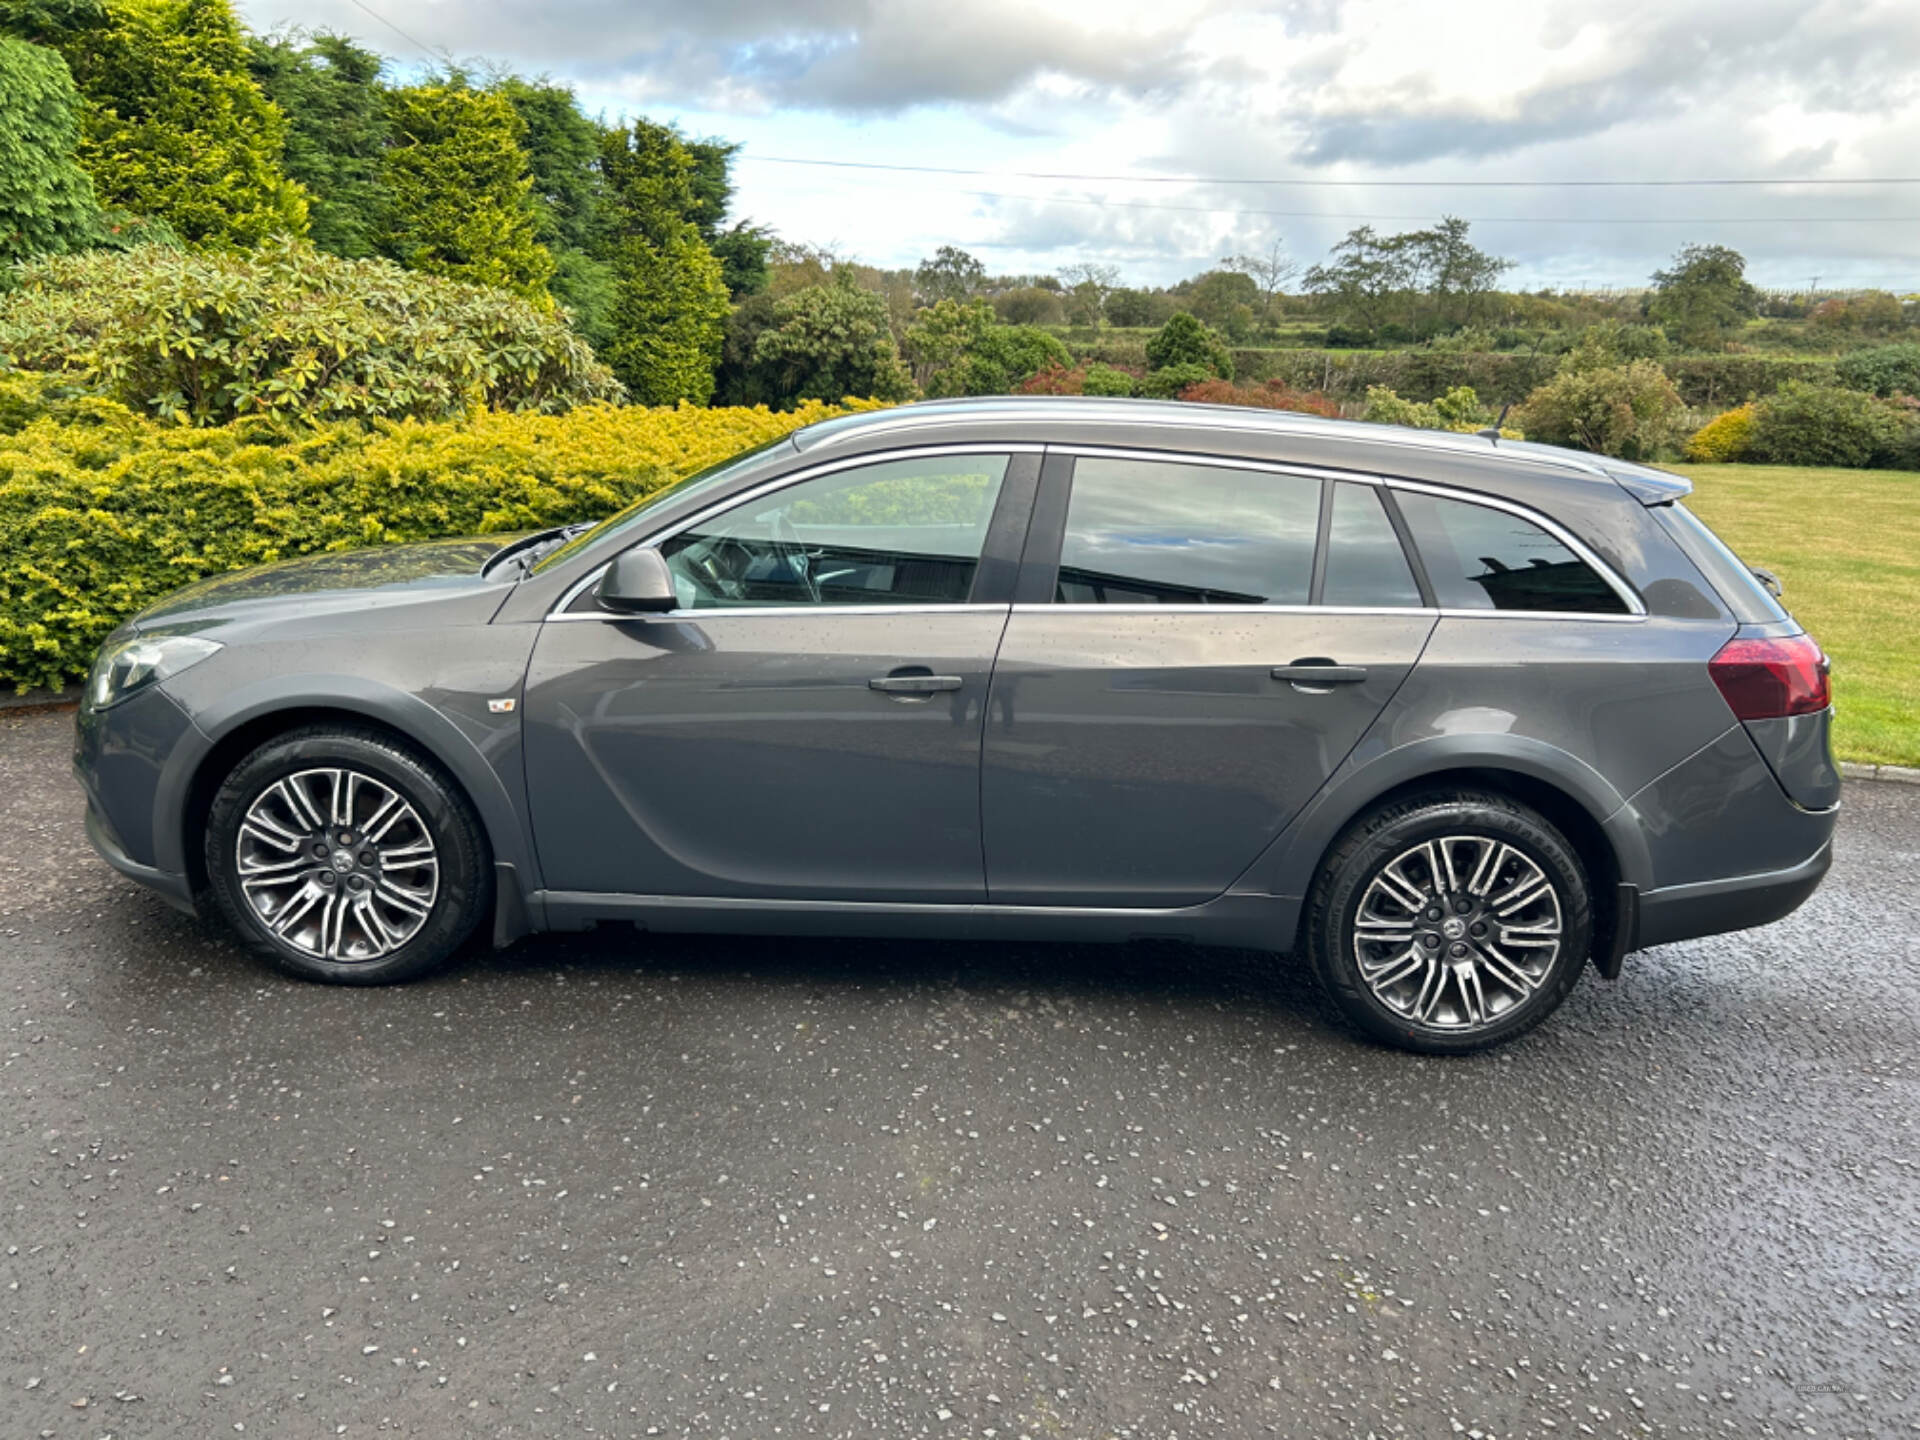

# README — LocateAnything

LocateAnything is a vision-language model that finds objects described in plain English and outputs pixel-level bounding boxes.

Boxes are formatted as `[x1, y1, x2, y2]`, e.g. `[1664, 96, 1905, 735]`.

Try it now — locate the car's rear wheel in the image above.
[204, 725, 490, 984]
[1305, 790, 1592, 1054]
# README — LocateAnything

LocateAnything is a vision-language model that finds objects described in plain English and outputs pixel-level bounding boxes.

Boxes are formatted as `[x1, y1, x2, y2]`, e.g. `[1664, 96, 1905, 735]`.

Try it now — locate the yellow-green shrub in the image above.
[1684, 404, 1757, 463]
[0, 372, 882, 690]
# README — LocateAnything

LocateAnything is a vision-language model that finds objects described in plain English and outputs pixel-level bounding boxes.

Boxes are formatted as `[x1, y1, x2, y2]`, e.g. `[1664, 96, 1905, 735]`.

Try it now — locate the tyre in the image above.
[204, 725, 491, 984]
[1305, 790, 1592, 1054]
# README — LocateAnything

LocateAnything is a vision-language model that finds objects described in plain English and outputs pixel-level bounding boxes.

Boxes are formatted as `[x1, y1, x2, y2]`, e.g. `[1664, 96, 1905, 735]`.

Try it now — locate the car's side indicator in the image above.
[488, 698, 517, 714]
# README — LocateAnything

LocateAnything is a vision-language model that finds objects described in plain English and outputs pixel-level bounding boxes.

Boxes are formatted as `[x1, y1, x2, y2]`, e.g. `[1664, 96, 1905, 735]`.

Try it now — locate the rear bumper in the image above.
[82, 795, 198, 915]
[1606, 721, 1839, 952]
[1634, 839, 1831, 949]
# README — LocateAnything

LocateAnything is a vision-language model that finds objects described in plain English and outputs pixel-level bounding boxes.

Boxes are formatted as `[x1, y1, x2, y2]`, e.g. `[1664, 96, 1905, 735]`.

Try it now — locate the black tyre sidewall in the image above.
[205, 728, 489, 984]
[1308, 794, 1592, 1055]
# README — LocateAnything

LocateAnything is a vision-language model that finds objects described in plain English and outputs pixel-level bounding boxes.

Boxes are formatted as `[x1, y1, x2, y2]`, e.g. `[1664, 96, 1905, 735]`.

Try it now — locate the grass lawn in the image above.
[1676, 464, 1919, 768]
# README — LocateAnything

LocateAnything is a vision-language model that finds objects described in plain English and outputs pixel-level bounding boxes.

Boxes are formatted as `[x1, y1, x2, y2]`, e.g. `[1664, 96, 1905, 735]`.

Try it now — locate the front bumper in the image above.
[72, 682, 203, 915]
[82, 797, 198, 914]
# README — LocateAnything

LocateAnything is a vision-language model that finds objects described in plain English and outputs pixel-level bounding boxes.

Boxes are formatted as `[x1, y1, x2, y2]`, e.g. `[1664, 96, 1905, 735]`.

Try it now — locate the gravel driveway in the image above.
[2, 705, 1915, 1438]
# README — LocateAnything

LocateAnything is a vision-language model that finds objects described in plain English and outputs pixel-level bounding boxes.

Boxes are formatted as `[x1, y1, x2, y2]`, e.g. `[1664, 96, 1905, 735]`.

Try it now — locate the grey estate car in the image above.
[73, 397, 1838, 1053]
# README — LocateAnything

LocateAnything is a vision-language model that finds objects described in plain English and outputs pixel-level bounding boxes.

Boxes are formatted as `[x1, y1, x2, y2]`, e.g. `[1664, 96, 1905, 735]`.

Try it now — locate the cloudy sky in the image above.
[235, 0, 1920, 290]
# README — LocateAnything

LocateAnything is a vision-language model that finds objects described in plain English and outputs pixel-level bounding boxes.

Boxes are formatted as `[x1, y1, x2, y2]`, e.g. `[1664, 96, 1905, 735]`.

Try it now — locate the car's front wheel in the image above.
[1305, 790, 1592, 1054]
[204, 725, 490, 984]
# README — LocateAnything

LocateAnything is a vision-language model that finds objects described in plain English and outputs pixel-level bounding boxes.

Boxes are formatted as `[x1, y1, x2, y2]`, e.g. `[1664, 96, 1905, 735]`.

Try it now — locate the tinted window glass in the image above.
[1056, 458, 1319, 605]
[1396, 491, 1628, 614]
[653, 454, 1008, 609]
[1323, 482, 1423, 607]
[534, 434, 793, 575]
[1657, 503, 1786, 624]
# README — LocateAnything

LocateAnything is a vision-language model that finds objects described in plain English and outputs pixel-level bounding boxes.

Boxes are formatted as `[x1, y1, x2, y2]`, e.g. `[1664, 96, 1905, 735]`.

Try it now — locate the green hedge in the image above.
[1069, 345, 1842, 409]
[1747, 382, 1920, 469]
[1657, 355, 1838, 408]
[1229, 349, 1558, 405]
[0, 371, 868, 690]
[0, 240, 622, 424]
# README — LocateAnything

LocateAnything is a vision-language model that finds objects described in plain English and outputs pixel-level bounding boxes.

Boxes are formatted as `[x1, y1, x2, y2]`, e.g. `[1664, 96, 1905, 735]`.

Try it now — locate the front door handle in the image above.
[1271, 659, 1368, 688]
[870, 673, 964, 695]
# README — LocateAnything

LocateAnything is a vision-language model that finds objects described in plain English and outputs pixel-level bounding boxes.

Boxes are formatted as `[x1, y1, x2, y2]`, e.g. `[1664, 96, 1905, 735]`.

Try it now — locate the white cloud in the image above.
[238, 0, 1920, 288]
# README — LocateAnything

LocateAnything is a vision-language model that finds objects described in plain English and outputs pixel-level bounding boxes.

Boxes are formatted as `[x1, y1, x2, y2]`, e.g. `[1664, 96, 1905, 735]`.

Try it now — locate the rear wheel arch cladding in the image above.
[1249, 736, 1642, 908]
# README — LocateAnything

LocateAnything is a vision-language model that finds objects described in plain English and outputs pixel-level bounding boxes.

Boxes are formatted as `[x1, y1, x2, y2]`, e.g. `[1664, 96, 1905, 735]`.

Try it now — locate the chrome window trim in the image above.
[550, 443, 1042, 619]
[1014, 604, 1644, 623]
[547, 602, 1010, 624]
[549, 439, 1645, 623]
[1437, 608, 1647, 624]
[1017, 603, 1437, 617]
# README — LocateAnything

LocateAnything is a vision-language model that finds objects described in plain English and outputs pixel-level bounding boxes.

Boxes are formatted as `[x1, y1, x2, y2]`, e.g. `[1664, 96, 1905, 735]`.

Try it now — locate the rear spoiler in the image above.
[1597, 461, 1692, 506]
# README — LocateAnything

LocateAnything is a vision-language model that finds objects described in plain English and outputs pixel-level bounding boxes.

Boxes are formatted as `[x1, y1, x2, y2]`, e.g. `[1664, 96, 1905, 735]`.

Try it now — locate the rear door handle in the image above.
[1271, 660, 1368, 687]
[869, 674, 964, 694]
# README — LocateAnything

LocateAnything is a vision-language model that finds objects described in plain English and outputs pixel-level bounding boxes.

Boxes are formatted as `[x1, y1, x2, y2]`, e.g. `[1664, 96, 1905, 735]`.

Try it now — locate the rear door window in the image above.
[1395, 490, 1629, 614]
[1055, 457, 1319, 605]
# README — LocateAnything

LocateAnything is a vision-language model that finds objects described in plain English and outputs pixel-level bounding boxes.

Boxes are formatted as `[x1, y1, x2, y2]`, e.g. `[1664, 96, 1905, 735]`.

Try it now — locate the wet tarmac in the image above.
[3, 707, 1915, 1437]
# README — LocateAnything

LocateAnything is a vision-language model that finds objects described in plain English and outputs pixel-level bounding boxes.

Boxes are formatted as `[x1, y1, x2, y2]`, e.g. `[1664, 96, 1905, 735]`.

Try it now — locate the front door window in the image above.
[656, 454, 1011, 609]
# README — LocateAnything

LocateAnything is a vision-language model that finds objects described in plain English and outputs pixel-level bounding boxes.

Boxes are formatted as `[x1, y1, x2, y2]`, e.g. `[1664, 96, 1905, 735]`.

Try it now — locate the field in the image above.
[1678, 464, 1920, 768]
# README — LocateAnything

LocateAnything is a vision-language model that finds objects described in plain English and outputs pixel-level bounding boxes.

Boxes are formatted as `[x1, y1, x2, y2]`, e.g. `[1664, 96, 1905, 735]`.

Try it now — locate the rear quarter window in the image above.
[1395, 490, 1630, 615]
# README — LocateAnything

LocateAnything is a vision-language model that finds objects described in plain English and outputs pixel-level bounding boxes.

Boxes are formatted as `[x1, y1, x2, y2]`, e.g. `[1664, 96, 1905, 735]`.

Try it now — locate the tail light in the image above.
[1709, 633, 1830, 720]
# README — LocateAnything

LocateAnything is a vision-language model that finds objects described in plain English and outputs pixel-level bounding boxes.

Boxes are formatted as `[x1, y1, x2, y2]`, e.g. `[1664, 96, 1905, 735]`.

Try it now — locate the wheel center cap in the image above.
[330, 851, 356, 874]
[1441, 917, 1467, 940]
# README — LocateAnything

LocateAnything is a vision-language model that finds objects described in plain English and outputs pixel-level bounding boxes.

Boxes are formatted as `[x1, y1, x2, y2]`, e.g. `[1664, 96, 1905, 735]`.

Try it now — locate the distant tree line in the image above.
[1, 0, 1913, 422]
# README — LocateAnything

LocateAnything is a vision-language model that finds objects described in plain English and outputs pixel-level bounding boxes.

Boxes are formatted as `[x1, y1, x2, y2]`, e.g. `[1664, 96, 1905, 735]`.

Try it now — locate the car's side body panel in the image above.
[1369, 613, 1740, 810]
[535, 887, 1288, 949]
[521, 608, 1010, 901]
[1232, 727, 1654, 902]
[1616, 723, 1838, 947]
[1744, 710, 1842, 811]
[982, 608, 1435, 905]
[1619, 724, 1841, 890]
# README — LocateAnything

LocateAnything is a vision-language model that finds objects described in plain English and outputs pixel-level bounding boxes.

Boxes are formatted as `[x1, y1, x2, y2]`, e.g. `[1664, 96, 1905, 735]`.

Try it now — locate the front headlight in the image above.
[87, 634, 223, 710]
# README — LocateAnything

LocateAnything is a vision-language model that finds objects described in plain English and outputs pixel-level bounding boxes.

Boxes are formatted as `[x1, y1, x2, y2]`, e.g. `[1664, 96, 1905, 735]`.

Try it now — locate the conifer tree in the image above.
[375, 78, 553, 302]
[55, 0, 307, 246]
[595, 119, 729, 404]
[0, 33, 102, 262]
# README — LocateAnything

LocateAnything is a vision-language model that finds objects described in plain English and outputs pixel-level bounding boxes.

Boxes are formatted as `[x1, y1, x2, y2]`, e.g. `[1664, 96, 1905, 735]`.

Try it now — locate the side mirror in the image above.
[599, 548, 678, 614]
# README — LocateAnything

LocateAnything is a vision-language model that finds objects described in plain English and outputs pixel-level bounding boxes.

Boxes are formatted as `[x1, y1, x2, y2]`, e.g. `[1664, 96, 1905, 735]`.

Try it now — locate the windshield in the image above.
[530, 434, 796, 576]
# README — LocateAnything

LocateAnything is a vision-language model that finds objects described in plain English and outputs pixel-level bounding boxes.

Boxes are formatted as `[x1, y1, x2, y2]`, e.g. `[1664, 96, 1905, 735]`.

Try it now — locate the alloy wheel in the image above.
[1351, 834, 1564, 1031]
[233, 767, 439, 962]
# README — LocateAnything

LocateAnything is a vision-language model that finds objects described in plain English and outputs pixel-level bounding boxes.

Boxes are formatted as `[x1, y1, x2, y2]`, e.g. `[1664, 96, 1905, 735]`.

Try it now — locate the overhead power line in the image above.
[740, 154, 1920, 188]
[341, 0, 442, 59]
[940, 187, 1919, 225]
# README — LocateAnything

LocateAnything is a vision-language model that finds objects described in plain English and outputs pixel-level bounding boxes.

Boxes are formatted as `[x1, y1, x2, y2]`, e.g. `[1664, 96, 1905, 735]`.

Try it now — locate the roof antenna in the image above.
[1476, 402, 1512, 441]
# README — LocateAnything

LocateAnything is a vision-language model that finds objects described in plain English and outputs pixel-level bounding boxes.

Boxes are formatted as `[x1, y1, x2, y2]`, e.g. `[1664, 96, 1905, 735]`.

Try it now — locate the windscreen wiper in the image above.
[487, 522, 596, 579]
